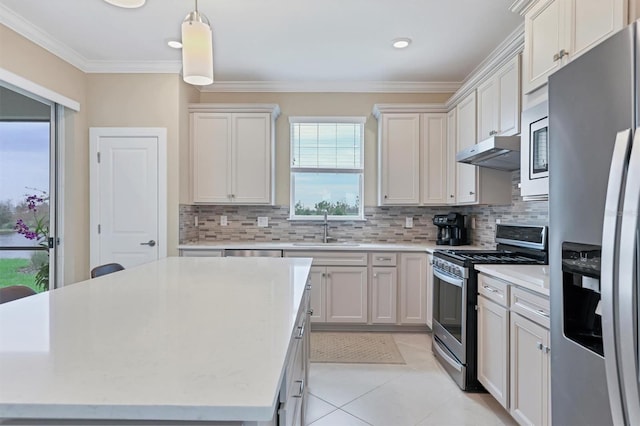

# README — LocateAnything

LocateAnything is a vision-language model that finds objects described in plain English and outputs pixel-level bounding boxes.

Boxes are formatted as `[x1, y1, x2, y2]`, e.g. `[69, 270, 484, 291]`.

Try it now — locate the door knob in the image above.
[140, 240, 156, 247]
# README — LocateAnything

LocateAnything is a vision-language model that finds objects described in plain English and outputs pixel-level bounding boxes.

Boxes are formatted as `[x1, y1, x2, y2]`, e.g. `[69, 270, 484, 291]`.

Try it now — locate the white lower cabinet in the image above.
[371, 266, 397, 324]
[308, 267, 325, 323]
[325, 267, 368, 323]
[510, 313, 550, 426]
[399, 253, 428, 324]
[477, 295, 509, 409]
[426, 254, 434, 329]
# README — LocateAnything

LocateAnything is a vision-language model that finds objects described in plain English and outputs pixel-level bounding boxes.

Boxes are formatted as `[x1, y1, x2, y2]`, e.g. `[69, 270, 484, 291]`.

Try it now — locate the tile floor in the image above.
[306, 332, 517, 426]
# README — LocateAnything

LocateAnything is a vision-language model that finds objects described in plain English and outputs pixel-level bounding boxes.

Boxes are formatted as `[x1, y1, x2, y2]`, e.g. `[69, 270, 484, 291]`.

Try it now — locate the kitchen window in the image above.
[289, 117, 365, 220]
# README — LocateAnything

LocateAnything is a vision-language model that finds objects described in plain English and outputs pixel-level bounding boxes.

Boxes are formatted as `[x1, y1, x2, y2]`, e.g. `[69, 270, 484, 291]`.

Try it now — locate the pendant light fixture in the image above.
[181, 0, 214, 86]
[103, 0, 146, 8]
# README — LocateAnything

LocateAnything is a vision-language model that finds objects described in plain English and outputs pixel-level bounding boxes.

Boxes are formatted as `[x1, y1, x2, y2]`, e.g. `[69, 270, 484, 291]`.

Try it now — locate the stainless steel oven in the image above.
[432, 258, 469, 389]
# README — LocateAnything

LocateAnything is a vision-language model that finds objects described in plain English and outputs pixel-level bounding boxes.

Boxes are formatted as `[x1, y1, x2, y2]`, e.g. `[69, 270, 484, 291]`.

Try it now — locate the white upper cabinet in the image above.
[421, 113, 448, 205]
[446, 109, 458, 205]
[456, 92, 478, 204]
[478, 55, 521, 141]
[378, 113, 421, 205]
[523, 0, 626, 94]
[190, 104, 279, 204]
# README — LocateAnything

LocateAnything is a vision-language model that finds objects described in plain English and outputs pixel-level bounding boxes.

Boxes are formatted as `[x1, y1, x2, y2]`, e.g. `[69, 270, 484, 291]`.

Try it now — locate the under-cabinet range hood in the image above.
[456, 135, 520, 171]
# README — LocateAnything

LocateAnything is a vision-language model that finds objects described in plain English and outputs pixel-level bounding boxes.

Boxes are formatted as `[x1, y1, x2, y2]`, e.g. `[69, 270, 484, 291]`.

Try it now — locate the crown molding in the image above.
[509, 0, 538, 16]
[0, 4, 88, 72]
[372, 103, 447, 119]
[188, 103, 281, 119]
[199, 80, 461, 93]
[445, 22, 525, 108]
[83, 60, 183, 74]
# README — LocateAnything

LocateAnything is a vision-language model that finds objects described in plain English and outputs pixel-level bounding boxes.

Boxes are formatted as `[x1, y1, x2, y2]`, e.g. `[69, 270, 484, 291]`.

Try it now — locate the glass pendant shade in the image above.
[181, 11, 214, 86]
[104, 0, 146, 8]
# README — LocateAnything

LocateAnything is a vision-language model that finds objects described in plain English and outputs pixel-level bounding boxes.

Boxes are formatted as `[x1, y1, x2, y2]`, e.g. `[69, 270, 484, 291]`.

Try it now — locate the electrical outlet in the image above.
[220, 215, 228, 226]
[496, 218, 501, 224]
[405, 217, 413, 228]
[257, 217, 269, 227]
[194, 215, 199, 227]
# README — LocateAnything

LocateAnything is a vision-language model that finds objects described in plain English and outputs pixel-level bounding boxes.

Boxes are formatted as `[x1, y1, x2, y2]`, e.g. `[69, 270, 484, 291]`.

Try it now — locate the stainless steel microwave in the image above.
[520, 101, 549, 199]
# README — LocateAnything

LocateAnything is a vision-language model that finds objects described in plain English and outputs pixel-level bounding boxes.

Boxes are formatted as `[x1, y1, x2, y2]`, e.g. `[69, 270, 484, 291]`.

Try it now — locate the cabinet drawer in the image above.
[510, 287, 550, 329]
[478, 273, 509, 307]
[371, 252, 397, 266]
[284, 251, 368, 266]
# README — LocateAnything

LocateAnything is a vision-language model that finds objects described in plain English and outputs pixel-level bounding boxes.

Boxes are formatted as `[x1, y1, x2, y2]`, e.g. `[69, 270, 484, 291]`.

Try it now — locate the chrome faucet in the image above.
[323, 211, 329, 243]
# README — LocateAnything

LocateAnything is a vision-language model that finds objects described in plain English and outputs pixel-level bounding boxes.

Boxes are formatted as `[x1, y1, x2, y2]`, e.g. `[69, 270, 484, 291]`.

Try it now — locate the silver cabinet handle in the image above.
[140, 240, 156, 247]
[307, 309, 314, 316]
[559, 48, 569, 59]
[449, 194, 454, 198]
[469, 191, 475, 195]
[293, 380, 305, 398]
[483, 285, 498, 293]
[384, 195, 388, 199]
[376, 257, 392, 261]
[295, 320, 306, 339]
[489, 130, 498, 136]
[544, 346, 551, 354]
[536, 342, 543, 351]
[553, 52, 561, 62]
[536, 309, 550, 318]
[373, 273, 378, 278]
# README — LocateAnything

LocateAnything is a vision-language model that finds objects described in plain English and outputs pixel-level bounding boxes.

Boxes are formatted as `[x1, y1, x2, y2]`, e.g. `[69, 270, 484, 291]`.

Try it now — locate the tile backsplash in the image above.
[180, 171, 548, 248]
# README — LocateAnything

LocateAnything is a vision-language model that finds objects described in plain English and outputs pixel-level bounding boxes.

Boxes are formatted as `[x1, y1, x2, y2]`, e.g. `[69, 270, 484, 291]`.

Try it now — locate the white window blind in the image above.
[291, 120, 364, 170]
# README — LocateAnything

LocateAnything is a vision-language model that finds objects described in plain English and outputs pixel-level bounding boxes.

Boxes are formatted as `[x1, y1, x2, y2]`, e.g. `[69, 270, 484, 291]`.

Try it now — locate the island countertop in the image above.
[0, 257, 312, 423]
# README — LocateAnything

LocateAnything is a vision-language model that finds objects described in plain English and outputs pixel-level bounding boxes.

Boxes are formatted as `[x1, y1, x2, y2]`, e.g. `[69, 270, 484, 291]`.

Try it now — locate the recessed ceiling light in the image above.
[103, 0, 146, 8]
[168, 40, 183, 49]
[392, 38, 411, 49]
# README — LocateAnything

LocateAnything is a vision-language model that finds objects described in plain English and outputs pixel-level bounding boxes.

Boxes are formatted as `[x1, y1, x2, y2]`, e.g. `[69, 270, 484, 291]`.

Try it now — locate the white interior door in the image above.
[89, 128, 167, 272]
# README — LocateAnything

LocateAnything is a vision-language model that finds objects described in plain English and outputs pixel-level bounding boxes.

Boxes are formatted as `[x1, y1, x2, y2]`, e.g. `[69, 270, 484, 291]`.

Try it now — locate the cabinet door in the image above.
[426, 254, 433, 329]
[379, 114, 420, 205]
[191, 113, 232, 203]
[446, 109, 457, 204]
[325, 267, 368, 323]
[476, 77, 498, 142]
[421, 113, 448, 205]
[399, 253, 427, 324]
[497, 55, 520, 136]
[232, 113, 272, 204]
[371, 267, 397, 324]
[456, 92, 478, 204]
[308, 267, 325, 323]
[478, 296, 509, 409]
[523, 0, 563, 94]
[565, 0, 626, 63]
[510, 313, 550, 426]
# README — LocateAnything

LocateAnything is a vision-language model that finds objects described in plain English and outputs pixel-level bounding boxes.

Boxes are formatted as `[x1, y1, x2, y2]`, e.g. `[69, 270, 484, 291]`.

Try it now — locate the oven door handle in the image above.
[434, 268, 464, 288]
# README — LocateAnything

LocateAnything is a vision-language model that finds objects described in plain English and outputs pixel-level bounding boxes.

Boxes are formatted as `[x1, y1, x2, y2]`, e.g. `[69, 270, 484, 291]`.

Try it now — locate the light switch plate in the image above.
[405, 217, 413, 228]
[471, 217, 476, 229]
[220, 216, 228, 226]
[257, 217, 269, 227]
[194, 215, 199, 227]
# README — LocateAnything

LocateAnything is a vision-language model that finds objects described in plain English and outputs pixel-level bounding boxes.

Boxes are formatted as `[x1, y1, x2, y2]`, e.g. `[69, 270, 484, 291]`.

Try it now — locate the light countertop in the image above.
[178, 241, 483, 253]
[475, 264, 550, 297]
[0, 257, 312, 422]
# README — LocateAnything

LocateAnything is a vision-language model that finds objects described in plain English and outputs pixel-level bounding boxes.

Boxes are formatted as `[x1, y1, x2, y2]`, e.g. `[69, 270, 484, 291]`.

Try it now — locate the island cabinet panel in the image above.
[307, 267, 325, 323]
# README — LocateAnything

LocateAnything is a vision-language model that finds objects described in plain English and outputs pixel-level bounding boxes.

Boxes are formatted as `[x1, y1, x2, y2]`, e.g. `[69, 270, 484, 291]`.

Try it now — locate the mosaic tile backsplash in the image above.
[180, 171, 548, 248]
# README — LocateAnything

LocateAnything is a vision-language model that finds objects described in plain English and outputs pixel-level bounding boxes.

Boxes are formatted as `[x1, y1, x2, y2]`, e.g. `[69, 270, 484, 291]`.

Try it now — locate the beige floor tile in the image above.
[309, 408, 372, 426]
[305, 394, 338, 425]
[308, 362, 411, 407]
[307, 331, 515, 426]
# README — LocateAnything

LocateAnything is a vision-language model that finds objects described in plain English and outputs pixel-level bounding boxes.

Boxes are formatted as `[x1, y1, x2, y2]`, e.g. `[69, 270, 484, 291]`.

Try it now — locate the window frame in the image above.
[289, 116, 366, 221]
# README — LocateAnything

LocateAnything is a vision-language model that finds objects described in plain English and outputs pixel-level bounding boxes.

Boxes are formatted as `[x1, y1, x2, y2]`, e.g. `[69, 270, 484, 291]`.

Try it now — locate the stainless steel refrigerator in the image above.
[549, 21, 640, 425]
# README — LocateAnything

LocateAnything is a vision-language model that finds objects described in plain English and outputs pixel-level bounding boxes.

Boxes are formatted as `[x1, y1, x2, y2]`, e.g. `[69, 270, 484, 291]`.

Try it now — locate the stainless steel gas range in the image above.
[432, 224, 548, 391]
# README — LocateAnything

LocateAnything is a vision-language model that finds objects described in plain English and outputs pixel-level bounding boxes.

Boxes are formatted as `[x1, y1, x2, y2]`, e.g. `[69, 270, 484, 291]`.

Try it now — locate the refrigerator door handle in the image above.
[618, 129, 640, 425]
[601, 128, 633, 426]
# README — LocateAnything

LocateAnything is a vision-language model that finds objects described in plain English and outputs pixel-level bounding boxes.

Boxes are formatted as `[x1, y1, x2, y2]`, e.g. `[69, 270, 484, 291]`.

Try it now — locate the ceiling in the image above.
[0, 0, 523, 89]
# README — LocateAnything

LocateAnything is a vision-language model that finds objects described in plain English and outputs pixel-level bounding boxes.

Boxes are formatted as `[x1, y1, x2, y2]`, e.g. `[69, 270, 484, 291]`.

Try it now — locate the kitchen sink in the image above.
[292, 242, 360, 247]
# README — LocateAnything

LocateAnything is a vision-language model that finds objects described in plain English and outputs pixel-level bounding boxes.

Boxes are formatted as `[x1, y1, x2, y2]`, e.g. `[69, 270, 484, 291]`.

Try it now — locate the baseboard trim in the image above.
[310, 324, 431, 333]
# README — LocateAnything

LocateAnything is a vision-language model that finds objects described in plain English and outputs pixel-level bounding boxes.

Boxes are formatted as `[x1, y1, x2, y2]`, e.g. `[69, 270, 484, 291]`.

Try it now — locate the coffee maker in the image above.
[433, 212, 470, 246]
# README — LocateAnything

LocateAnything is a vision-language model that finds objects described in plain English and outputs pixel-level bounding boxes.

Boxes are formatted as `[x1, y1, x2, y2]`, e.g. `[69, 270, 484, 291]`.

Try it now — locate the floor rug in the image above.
[310, 332, 406, 364]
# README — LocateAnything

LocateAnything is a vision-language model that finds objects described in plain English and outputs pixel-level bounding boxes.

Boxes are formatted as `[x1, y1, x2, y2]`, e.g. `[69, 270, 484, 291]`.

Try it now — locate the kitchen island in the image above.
[0, 257, 312, 425]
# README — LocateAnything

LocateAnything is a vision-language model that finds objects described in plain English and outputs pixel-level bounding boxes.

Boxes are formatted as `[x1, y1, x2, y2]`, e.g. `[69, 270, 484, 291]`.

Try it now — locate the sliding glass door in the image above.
[0, 85, 57, 292]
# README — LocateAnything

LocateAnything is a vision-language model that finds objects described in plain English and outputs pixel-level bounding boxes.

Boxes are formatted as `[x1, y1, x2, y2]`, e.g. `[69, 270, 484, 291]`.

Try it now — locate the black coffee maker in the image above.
[433, 212, 470, 246]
